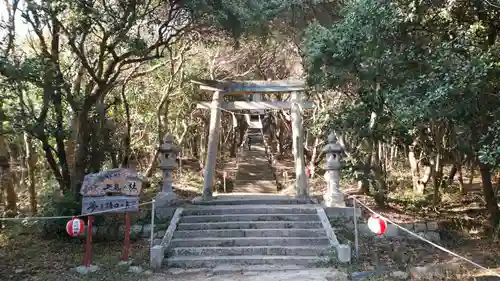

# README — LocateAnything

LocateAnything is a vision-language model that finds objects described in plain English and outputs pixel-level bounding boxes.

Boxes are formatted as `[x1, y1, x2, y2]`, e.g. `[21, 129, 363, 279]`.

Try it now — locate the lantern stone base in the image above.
[156, 191, 177, 207]
[324, 192, 346, 207]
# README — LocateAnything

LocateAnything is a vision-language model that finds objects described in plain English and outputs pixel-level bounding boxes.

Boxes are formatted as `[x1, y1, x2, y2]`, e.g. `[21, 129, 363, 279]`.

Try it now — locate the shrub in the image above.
[37, 189, 82, 238]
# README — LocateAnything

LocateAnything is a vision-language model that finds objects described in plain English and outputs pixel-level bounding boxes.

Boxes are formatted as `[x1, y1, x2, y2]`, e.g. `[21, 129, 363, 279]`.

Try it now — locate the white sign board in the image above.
[81, 196, 140, 215]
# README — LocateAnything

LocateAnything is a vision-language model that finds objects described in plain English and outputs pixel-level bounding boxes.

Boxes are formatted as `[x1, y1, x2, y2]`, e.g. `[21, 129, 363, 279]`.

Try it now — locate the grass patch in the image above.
[388, 189, 431, 211]
[0, 225, 152, 281]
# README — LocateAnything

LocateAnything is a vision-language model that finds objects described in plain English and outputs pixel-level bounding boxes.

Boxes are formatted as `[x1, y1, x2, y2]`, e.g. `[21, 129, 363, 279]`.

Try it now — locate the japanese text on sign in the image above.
[81, 196, 140, 215]
[80, 168, 144, 196]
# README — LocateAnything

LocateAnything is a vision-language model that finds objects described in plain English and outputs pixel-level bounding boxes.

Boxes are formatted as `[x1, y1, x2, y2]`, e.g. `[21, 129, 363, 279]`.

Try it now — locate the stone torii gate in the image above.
[192, 79, 313, 200]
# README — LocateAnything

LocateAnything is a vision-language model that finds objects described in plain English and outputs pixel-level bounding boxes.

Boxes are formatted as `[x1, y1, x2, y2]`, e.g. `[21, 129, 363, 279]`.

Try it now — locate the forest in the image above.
[1, 0, 500, 277]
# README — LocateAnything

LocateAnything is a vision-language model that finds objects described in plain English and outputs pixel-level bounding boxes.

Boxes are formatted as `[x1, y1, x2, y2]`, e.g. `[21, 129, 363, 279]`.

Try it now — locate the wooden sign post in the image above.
[80, 168, 144, 267]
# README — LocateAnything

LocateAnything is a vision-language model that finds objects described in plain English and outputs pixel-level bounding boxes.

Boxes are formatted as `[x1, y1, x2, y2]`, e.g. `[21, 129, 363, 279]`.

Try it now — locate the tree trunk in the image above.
[238, 120, 247, 147]
[145, 150, 160, 178]
[192, 135, 199, 159]
[358, 138, 372, 195]
[24, 133, 38, 214]
[201, 126, 209, 165]
[278, 121, 285, 156]
[468, 163, 476, 185]
[308, 137, 320, 178]
[371, 140, 387, 206]
[447, 164, 458, 186]
[70, 110, 92, 197]
[230, 129, 237, 157]
[432, 152, 443, 205]
[408, 142, 425, 194]
[50, 19, 71, 191]
[0, 102, 17, 217]
[0, 136, 17, 217]
[388, 139, 396, 169]
[478, 163, 500, 228]
[120, 84, 132, 168]
[457, 164, 465, 193]
[357, 111, 378, 195]
[65, 116, 78, 173]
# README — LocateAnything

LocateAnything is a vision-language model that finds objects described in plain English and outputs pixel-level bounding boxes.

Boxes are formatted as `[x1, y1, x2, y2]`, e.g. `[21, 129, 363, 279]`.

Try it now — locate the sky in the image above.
[0, 0, 30, 41]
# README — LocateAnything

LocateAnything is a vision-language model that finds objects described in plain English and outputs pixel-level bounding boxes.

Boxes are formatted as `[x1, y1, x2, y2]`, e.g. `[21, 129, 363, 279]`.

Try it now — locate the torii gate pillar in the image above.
[202, 91, 223, 199]
[291, 91, 308, 198]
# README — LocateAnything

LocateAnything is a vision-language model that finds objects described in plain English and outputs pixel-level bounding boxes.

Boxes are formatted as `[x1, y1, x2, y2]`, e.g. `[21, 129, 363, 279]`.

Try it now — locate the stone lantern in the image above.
[322, 133, 345, 207]
[157, 134, 179, 202]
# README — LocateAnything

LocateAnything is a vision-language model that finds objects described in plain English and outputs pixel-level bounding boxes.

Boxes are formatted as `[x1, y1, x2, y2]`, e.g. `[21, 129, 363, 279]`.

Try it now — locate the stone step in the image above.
[234, 172, 274, 176]
[238, 162, 271, 165]
[192, 194, 314, 205]
[237, 164, 272, 168]
[235, 171, 273, 176]
[182, 205, 317, 216]
[233, 178, 276, 183]
[203, 264, 313, 272]
[165, 255, 328, 268]
[170, 237, 330, 247]
[172, 229, 327, 239]
[168, 246, 329, 257]
[177, 221, 323, 230]
[231, 186, 277, 193]
[180, 214, 320, 223]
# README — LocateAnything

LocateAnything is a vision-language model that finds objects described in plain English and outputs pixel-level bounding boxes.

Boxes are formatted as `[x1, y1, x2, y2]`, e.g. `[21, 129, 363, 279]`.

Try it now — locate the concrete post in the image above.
[202, 91, 223, 200]
[291, 91, 308, 198]
[322, 133, 345, 207]
[150, 245, 164, 270]
[336, 244, 351, 263]
[156, 134, 179, 204]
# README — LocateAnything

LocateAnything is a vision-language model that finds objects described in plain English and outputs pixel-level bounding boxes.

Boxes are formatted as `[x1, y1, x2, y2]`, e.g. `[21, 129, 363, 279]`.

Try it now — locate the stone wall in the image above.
[80, 222, 168, 242]
[325, 207, 441, 242]
[345, 221, 441, 241]
[73, 206, 177, 240]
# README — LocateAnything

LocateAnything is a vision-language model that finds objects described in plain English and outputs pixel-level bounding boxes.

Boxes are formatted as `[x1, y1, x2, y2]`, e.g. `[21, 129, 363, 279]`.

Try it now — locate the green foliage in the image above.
[302, 0, 500, 213]
[215, 177, 234, 193]
[479, 121, 500, 166]
[303, 0, 500, 156]
[37, 188, 81, 238]
[126, 38, 148, 56]
[188, 0, 294, 41]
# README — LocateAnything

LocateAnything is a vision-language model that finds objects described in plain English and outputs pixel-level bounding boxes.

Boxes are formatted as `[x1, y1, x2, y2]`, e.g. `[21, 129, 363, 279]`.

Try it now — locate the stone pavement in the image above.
[232, 144, 277, 193]
[147, 268, 349, 281]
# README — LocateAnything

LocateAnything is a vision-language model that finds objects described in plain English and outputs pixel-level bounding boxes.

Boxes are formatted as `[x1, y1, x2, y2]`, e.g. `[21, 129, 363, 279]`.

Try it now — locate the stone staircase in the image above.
[165, 195, 332, 268]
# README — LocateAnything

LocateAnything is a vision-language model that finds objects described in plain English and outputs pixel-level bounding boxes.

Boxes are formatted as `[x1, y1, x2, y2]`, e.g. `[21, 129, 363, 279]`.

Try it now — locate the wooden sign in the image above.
[79, 169, 143, 268]
[80, 168, 144, 196]
[81, 196, 140, 215]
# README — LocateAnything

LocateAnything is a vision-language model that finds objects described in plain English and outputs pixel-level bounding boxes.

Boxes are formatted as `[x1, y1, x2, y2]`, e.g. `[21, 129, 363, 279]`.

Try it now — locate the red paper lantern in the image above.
[367, 215, 387, 235]
[66, 217, 85, 237]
